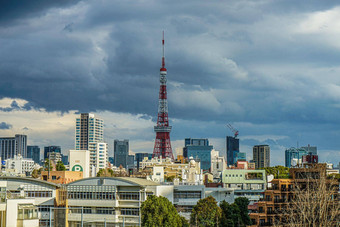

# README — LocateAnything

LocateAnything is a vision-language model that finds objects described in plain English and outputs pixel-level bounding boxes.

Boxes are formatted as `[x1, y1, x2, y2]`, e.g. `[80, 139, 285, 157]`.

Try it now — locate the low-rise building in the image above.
[5, 155, 35, 175]
[222, 169, 266, 204]
[41, 171, 83, 184]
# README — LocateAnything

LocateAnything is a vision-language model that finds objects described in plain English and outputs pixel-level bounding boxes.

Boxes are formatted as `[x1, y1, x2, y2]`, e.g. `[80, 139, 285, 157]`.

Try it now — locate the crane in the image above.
[227, 124, 239, 138]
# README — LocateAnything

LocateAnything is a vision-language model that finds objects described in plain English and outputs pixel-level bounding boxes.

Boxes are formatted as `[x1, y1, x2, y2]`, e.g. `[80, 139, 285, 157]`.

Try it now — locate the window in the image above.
[97, 207, 115, 215]
[121, 208, 139, 216]
[25, 191, 52, 198]
[52, 176, 57, 180]
[119, 192, 139, 200]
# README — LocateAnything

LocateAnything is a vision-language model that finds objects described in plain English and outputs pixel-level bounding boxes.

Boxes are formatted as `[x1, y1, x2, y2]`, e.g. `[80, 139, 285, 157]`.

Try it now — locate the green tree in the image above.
[190, 196, 222, 227]
[220, 198, 251, 227]
[44, 159, 53, 171]
[262, 166, 289, 179]
[97, 168, 115, 177]
[234, 197, 251, 226]
[220, 201, 241, 227]
[56, 161, 66, 171]
[141, 195, 186, 227]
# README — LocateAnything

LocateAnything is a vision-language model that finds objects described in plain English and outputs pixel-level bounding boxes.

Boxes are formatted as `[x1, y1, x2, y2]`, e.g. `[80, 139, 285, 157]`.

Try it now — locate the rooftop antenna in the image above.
[162, 31, 165, 69]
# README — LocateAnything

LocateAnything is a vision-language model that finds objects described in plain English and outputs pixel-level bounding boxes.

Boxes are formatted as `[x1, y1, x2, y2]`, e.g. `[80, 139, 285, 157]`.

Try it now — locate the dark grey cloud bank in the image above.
[1, 0, 340, 164]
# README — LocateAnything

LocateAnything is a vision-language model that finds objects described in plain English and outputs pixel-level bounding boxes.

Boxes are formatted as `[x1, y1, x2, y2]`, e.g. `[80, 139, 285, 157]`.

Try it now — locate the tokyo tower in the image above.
[152, 32, 174, 160]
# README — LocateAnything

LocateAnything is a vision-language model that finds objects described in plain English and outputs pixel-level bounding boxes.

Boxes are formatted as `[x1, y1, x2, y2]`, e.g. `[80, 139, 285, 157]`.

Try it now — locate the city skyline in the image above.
[1, 1, 340, 165]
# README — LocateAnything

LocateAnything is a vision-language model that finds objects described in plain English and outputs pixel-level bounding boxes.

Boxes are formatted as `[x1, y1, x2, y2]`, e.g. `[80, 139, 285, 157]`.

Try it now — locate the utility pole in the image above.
[81, 207, 83, 227]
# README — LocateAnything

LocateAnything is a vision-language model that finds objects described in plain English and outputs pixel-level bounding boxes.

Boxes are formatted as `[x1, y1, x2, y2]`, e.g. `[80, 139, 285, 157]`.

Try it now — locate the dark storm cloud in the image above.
[1, 0, 340, 127]
[0, 0, 82, 25]
[0, 122, 12, 129]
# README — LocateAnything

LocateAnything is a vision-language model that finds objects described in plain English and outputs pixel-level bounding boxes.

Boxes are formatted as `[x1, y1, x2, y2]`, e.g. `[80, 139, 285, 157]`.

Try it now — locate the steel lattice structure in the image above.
[152, 32, 174, 160]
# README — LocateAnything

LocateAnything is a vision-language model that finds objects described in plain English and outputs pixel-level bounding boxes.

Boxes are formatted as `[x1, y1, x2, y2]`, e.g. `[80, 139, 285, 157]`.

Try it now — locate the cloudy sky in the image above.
[1, 0, 340, 166]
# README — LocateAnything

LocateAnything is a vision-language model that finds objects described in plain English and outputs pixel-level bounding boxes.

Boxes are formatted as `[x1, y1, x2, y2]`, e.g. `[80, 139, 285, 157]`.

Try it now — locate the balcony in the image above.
[274, 199, 286, 203]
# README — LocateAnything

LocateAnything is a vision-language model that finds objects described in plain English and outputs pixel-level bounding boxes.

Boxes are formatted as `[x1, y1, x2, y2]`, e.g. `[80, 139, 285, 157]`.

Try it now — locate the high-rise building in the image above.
[27, 145, 40, 163]
[75, 113, 106, 176]
[44, 146, 61, 160]
[135, 153, 150, 170]
[62, 155, 69, 165]
[285, 147, 308, 167]
[114, 140, 129, 169]
[300, 145, 317, 155]
[152, 33, 174, 160]
[89, 142, 108, 174]
[226, 136, 239, 167]
[75, 113, 104, 150]
[253, 145, 270, 169]
[183, 138, 213, 171]
[0, 134, 27, 160]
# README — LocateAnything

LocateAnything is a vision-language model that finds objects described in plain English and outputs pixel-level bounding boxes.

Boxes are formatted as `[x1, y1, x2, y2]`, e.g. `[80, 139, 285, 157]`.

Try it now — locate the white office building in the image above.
[5, 155, 35, 175]
[89, 142, 108, 175]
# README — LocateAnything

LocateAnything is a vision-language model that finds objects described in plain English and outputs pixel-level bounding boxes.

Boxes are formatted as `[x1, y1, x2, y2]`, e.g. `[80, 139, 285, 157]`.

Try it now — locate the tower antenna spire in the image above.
[162, 31, 165, 69]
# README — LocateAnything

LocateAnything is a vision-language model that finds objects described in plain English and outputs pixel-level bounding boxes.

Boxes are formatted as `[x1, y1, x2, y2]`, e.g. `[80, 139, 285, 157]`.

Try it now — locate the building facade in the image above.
[0, 134, 27, 160]
[44, 146, 61, 160]
[114, 140, 129, 169]
[183, 138, 213, 171]
[253, 145, 270, 169]
[226, 136, 239, 167]
[222, 169, 266, 204]
[285, 147, 308, 167]
[75, 113, 104, 150]
[27, 145, 40, 164]
[136, 153, 149, 170]
[5, 155, 35, 175]
[89, 142, 108, 174]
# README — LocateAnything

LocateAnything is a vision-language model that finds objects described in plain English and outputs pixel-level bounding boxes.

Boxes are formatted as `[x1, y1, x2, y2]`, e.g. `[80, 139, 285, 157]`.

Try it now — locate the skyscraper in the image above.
[0, 134, 27, 160]
[114, 140, 129, 169]
[75, 113, 107, 175]
[44, 146, 61, 160]
[152, 33, 174, 160]
[27, 145, 40, 163]
[226, 136, 239, 167]
[135, 153, 149, 169]
[75, 113, 104, 150]
[285, 147, 308, 167]
[183, 138, 213, 171]
[253, 145, 270, 169]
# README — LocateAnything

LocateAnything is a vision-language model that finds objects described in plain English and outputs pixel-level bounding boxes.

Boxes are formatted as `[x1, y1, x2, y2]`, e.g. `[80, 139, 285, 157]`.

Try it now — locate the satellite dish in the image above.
[267, 174, 274, 182]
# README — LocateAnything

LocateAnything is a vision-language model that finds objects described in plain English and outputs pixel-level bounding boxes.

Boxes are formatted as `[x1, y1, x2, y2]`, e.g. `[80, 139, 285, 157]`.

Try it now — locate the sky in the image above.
[1, 0, 340, 166]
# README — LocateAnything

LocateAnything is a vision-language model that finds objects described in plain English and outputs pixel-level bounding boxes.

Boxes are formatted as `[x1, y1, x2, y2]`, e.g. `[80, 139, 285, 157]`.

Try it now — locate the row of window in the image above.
[25, 191, 52, 198]
[68, 192, 115, 200]
[174, 191, 201, 199]
[69, 207, 115, 215]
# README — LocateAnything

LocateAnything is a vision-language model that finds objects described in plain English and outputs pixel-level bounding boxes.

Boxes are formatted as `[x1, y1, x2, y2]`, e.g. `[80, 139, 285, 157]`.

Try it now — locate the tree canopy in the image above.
[261, 165, 289, 179]
[190, 196, 222, 227]
[96, 168, 114, 177]
[56, 161, 66, 171]
[141, 195, 187, 227]
[220, 197, 251, 227]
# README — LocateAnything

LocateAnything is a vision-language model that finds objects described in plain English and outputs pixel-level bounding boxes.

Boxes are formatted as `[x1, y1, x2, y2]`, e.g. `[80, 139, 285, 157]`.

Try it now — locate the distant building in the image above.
[61, 155, 69, 165]
[75, 113, 104, 150]
[226, 136, 239, 167]
[75, 113, 106, 176]
[211, 150, 226, 178]
[285, 147, 308, 167]
[27, 145, 40, 163]
[234, 152, 246, 163]
[300, 145, 317, 155]
[108, 157, 114, 164]
[41, 171, 83, 184]
[69, 150, 90, 178]
[44, 146, 61, 160]
[253, 145, 270, 169]
[135, 153, 150, 170]
[114, 140, 129, 169]
[0, 134, 27, 160]
[5, 155, 35, 175]
[222, 169, 266, 204]
[183, 138, 213, 171]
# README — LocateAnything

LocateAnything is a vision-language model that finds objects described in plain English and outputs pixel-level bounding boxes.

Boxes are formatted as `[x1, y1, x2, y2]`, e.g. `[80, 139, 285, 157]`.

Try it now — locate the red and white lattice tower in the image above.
[152, 32, 174, 160]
